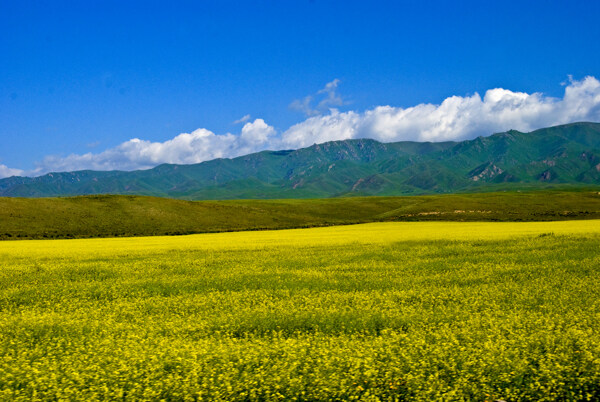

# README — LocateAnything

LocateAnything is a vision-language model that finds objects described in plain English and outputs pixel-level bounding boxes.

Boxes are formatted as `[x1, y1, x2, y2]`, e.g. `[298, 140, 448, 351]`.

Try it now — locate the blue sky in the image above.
[1, 0, 600, 177]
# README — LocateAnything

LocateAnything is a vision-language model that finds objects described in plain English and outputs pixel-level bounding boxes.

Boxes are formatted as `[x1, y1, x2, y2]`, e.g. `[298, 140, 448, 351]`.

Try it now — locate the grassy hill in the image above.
[3, 190, 600, 240]
[1, 122, 600, 199]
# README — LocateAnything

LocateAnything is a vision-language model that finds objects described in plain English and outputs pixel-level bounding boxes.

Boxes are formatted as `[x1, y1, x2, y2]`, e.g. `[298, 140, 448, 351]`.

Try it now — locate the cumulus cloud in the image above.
[31, 119, 277, 174]
[4, 76, 600, 178]
[282, 110, 360, 146]
[290, 79, 345, 116]
[281, 75, 600, 148]
[0, 164, 24, 179]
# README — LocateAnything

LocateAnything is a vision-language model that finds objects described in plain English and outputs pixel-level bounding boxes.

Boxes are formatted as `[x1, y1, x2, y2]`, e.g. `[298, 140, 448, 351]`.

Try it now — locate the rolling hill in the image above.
[2, 191, 600, 240]
[1, 122, 600, 199]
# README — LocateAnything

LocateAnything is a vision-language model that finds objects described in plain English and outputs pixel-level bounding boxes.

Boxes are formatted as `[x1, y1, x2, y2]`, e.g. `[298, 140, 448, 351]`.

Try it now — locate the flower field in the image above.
[1, 221, 600, 400]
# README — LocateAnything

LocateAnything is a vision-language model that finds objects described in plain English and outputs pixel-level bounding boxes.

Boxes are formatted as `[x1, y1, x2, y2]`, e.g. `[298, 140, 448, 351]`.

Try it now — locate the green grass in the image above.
[1, 222, 599, 400]
[2, 190, 600, 240]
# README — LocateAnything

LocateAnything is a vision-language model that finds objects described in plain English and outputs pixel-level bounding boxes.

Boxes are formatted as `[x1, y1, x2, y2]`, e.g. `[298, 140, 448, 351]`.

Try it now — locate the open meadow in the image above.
[1, 221, 600, 400]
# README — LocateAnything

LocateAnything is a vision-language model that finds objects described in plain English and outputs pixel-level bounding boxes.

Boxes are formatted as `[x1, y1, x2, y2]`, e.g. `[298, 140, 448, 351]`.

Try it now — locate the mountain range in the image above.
[2, 122, 600, 199]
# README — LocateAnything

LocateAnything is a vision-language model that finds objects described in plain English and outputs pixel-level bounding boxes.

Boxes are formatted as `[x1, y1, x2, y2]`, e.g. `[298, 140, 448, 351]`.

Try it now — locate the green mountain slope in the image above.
[1, 122, 599, 199]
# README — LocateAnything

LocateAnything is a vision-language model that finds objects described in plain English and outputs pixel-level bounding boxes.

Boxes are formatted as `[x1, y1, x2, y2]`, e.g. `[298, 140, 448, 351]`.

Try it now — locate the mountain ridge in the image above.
[2, 122, 600, 199]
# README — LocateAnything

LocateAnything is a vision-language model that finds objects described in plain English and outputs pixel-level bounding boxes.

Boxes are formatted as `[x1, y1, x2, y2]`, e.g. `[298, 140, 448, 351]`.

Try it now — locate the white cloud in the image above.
[290, 79, 345, 116]
[289, 95, 316, 116]
[316, 78, 343, 110]
[282, 110, 360, 146]
[281, 75, 600, 148]
[0, 164, 24, 179]
[4, 76, 600, 178]
[32, 119, 277, 174]
[233, 114, 251, 124]
[238, 119, 277, 155]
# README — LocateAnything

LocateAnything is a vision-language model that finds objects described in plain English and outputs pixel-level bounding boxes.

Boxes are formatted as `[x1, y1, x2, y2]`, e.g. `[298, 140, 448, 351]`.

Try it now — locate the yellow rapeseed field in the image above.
[1, 221, 600, 400]
[2, 220, 600, 257]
